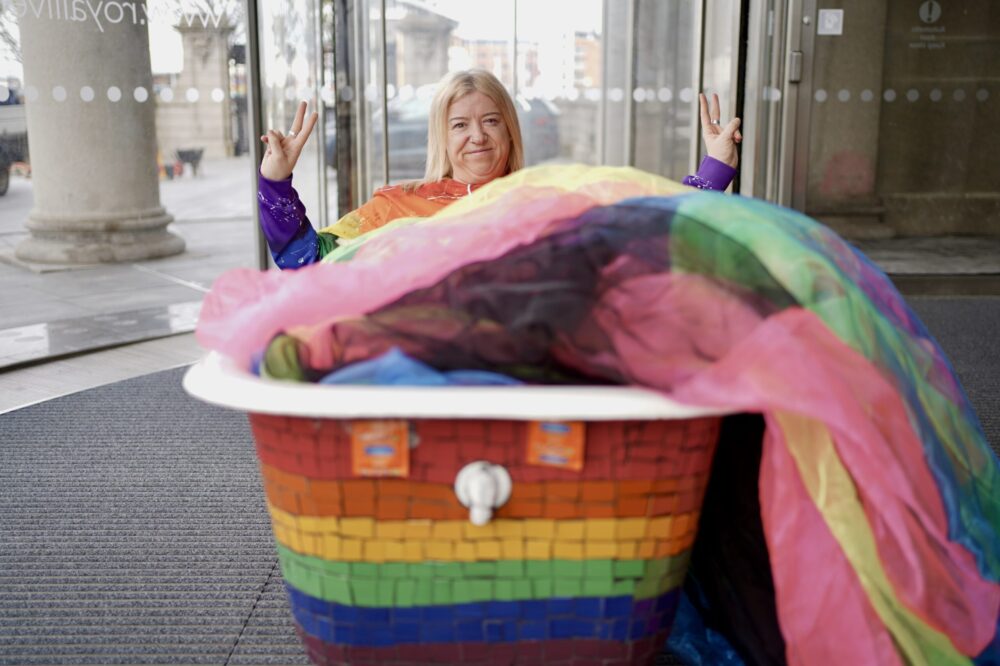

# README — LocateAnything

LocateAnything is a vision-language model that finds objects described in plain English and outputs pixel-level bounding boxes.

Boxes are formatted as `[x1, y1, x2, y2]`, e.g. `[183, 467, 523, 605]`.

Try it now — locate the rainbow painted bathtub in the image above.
[184, 351, 730, 665]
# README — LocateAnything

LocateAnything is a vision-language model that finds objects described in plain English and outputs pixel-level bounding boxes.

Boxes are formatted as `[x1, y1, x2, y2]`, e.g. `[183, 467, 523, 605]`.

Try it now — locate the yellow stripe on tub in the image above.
[266, 503, 699, 563]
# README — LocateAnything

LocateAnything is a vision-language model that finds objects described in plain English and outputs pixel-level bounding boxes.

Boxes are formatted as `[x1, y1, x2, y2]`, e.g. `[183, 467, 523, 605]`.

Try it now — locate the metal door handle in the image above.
[788, 50, 803, 83]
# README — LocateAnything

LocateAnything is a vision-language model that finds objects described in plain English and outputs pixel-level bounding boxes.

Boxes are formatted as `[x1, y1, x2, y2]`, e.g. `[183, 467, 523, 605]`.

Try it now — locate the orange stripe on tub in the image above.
[259, 464, 709, 521]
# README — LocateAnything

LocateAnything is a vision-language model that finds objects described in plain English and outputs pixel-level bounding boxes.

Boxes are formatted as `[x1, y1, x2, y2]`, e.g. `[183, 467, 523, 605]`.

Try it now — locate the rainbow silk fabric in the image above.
[198, 165, 1000, 664]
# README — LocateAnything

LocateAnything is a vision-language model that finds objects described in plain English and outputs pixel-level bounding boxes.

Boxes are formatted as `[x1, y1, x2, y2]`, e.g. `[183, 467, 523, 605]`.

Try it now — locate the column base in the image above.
[15, 209, 186, 265]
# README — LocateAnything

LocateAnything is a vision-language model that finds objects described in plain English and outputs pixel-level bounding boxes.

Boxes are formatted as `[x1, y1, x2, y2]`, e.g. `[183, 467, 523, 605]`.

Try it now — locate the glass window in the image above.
[701, 0, 741, 172]
[739, 0, 785, 201]
[258, 0, 324, 223]
[632, 0, 699, 180]
[363, 0, 517, 189]
[322, 0, 730, 219]
[516, 0, 603, 168]
[347, 0, 603, 197]
[1, 0, 256, 362]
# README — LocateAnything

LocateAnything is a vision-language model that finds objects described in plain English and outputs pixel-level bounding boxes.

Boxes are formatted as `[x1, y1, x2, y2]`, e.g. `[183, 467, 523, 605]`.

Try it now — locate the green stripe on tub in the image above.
[276, 544, 690, 607]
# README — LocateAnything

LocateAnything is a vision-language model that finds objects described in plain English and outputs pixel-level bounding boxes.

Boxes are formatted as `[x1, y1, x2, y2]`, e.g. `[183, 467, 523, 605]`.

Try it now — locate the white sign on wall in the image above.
[911, 1, 946, 50]
[817, 9, 844, 36]
[919, 1, 942, 24]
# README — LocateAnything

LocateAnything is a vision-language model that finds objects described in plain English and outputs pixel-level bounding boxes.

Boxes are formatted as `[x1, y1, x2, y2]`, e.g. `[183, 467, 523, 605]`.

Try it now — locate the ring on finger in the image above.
[287, 131, 297, 138]
[710, 119, 721, 126]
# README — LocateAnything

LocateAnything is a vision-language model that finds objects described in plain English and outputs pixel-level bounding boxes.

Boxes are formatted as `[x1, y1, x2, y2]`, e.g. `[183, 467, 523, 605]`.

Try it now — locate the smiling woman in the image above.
[426, 70, 522, 185]
[256, 68, 741, 271]
[445, 93, 512, 183]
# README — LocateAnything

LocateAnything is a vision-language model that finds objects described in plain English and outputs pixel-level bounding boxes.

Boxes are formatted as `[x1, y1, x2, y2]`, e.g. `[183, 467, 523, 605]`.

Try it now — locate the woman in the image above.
[258, 69, 742, 270]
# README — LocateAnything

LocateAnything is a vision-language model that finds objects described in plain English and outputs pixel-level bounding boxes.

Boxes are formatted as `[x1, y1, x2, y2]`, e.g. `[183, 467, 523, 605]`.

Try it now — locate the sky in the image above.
[149, 24, 185, 73]
[1, 0, 604, 82]
[1, 0, 215, 79]
[428, 0, 602, 41]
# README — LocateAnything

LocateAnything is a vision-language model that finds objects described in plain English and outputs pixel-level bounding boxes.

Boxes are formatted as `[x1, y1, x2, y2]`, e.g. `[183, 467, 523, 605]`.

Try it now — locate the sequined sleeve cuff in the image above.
[682, 157, 737, 192]
[258, 173, 309, 250]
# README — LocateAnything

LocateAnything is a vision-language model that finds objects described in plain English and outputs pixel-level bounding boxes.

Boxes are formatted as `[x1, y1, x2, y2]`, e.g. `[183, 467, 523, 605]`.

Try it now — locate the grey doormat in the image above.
[0, 296, 996, 665]
[0, 367, 308, 665]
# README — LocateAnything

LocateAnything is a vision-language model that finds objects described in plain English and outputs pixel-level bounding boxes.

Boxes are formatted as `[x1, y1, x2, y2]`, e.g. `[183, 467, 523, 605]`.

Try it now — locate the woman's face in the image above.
[445, 91, 511, 185]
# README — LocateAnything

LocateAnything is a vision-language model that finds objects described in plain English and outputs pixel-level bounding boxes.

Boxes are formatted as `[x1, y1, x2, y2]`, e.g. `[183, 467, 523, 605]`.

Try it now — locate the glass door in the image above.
[755, 0, 1000, 238]
[321, 0, 748, 220]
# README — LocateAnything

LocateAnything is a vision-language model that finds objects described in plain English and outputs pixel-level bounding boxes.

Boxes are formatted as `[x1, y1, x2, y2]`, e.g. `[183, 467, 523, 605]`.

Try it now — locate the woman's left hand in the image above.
[699, 93, 741, 168]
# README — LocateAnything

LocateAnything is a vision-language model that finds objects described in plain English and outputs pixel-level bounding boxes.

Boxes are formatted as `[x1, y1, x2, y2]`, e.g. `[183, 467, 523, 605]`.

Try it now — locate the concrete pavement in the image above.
[0, 157, 259, 367]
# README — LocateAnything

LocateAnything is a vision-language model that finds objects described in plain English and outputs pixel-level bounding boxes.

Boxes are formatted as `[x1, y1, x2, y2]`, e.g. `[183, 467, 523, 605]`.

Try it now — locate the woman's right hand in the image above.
[259, 100, 319, 181]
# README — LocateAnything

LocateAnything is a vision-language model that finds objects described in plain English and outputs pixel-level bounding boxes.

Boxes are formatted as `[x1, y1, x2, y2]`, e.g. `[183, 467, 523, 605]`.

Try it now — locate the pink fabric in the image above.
[576, 271, 770, 389]
[760, 416, 903, 666]
[671, 308, 999, 654]
[200, 188, 605, 369]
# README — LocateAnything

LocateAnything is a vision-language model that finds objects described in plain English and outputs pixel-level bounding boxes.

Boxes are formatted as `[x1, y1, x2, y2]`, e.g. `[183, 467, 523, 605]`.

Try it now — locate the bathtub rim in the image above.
[183, 351, 734, 421]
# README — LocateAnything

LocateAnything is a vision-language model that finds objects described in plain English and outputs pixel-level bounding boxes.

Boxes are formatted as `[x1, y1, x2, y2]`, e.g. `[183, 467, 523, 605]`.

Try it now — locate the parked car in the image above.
[0, 98, 28, 197]
[325, 94, 561, 183]
[516, 95, 561, 168]
[324, 107, 338, 169]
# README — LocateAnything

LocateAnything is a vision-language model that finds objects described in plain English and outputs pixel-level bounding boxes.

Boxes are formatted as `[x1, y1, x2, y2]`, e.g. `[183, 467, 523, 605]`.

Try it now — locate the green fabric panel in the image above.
[316, 231, 339, 259]
[260, 334, 307, 381]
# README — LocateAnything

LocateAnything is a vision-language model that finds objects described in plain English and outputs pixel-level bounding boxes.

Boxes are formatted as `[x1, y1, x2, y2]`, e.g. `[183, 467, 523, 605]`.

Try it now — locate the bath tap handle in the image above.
[454, 461, 512, 526]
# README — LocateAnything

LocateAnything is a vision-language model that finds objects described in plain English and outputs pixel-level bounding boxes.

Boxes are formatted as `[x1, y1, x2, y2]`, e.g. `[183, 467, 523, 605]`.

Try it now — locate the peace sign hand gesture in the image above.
[699, 93, 742, 168]
[259, 100, 319, 182]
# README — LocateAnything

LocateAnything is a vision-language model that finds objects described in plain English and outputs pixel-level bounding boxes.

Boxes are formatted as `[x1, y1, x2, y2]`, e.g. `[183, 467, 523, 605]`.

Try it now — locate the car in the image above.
[516, 95, 560, 168]
[324, 108, 338, 169]
[0, 101, 28, 197]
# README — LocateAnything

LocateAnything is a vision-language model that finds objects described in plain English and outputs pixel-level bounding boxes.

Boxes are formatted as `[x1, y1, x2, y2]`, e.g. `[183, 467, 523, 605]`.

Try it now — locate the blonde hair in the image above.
[423, 69, 524, 183]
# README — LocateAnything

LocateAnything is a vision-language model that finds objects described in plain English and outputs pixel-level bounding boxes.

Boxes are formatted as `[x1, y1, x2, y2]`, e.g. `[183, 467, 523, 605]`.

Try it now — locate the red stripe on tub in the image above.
[248, 415, 719, 483]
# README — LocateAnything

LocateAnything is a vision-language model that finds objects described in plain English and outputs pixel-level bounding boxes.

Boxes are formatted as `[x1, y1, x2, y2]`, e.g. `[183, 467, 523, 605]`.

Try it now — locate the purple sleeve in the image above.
[682, 156, 737, 192]
[257, 173, 325, 269]
[258, 173, 312, 250]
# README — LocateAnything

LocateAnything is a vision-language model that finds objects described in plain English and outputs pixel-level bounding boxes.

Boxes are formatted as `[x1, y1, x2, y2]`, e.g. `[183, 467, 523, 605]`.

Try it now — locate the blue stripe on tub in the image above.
[285, 584, 680, 647]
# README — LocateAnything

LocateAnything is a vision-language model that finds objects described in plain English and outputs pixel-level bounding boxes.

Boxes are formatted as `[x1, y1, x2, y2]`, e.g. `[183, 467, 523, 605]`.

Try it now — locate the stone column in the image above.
[155, 24, 235, 161]
[394, 10, 456, 88]
[14, 0, 184, 264]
